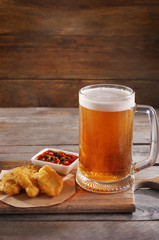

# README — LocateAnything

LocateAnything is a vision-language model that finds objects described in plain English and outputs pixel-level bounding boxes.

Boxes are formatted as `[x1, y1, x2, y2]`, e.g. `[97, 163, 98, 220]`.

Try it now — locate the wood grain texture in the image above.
[0, 37, 159, 80]
[134, 176, 159, 191]
[0, 0, 159, 107]
[0, 80, 159, 107]
[0, 221, 159, 240]
[0, 1, 159, 36]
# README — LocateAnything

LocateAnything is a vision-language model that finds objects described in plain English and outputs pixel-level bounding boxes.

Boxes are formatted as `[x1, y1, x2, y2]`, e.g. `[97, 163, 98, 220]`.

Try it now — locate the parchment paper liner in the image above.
[0, 169, 76, 208]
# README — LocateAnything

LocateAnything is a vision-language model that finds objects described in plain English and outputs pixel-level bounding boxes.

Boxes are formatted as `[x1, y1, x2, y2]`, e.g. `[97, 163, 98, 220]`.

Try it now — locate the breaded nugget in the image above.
[0, 165, 63, 198]
[13, 166, 40, 198]
[38, 165, 63, 197]
[0, 172, 21, 196]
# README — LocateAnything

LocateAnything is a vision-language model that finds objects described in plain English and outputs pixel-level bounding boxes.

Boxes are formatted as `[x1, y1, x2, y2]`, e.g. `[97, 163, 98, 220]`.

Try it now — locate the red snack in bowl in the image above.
[36, 150, 78, 166]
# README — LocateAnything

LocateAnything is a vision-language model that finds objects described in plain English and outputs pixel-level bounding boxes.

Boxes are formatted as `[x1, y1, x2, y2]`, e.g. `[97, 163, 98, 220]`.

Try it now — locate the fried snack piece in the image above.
[0, 172, 21, 196]
[38, 165, 63, 197]
[13, 166, 40, 198]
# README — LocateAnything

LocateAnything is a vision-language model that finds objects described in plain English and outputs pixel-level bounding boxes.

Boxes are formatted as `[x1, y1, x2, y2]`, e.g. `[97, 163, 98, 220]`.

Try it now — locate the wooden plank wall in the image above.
[0, 0, 159, 107]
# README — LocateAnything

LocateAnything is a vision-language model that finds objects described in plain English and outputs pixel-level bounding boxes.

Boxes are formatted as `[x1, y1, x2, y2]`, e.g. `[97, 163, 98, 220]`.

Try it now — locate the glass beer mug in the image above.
[76, 84, 159, 193]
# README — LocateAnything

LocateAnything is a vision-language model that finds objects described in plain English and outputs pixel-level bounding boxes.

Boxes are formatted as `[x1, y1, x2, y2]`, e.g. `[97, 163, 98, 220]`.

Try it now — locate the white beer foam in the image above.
[79, 87, 135, 112]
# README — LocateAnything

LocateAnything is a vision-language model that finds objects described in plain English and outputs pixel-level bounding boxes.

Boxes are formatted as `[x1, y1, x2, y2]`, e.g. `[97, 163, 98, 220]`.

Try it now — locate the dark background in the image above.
[0, 0, 159, 107]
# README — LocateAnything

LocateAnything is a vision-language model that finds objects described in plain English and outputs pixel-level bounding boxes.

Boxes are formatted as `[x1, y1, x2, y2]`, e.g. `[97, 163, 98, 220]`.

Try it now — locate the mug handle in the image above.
[133, 105, 159, 173]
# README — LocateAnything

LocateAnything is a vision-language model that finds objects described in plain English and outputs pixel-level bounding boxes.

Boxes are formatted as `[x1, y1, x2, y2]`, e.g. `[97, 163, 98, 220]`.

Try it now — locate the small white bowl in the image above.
[31, 148, 79, 175]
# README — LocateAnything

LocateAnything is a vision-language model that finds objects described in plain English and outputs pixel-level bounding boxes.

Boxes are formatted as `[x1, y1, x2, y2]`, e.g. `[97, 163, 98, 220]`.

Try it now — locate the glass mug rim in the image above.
[79, 84, 135, 112]
[79, 84, 135, 101]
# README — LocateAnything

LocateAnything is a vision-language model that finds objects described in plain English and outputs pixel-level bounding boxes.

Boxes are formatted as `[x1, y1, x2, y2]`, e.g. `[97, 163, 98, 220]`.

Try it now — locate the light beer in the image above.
[79, 87, 135, 182]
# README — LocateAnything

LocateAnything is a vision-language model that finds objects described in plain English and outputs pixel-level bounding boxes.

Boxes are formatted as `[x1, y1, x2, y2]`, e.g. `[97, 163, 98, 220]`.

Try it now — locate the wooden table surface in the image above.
[0, 107, 159, 240]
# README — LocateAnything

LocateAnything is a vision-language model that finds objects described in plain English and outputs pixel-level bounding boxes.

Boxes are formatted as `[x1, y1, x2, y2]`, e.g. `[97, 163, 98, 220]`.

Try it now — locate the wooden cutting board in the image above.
[1, 175, 159, 213]
[0, 160, 137, 213]
[3, 169, 159, 214]
[6, 161, 159, 213]
[0, 183, 135, 214]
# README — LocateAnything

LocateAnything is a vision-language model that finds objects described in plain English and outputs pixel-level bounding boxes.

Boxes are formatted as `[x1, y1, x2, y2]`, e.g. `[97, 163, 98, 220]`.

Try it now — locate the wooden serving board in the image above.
[0, 185, 135, 214]
[0, 160, 135, 213]
[0, 184, 135, 213]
